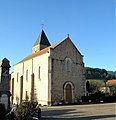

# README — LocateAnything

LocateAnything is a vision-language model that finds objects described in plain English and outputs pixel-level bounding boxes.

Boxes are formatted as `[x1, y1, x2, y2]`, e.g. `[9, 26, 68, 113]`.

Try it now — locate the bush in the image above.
[15, 101, 38, 120]
[0, 103, 6, 120]
[87, 80, 105, 94]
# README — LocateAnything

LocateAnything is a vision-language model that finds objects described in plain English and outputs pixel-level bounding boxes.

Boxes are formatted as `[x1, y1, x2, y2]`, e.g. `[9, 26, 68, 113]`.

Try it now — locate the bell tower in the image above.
[32, 29, 51, 53]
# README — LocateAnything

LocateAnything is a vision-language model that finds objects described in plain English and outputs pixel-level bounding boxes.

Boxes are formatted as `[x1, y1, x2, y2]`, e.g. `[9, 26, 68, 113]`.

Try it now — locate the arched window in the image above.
[65, 57, 72, 72]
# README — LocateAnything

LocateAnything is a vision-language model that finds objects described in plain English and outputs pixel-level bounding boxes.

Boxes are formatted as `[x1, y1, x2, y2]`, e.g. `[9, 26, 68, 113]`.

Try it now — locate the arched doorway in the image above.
[66, 84, 72, 103]
[64, 82, 74, 103]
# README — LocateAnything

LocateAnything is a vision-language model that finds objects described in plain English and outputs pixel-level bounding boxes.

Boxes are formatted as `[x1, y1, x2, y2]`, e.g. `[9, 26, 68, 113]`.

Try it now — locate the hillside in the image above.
[85, 67, 116, 80]
[108, 71, 116, 76]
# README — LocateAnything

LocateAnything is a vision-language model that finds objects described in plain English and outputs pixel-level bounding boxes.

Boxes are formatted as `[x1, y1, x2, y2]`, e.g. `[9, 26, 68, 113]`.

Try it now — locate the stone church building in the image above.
[10, 29, 85, 106]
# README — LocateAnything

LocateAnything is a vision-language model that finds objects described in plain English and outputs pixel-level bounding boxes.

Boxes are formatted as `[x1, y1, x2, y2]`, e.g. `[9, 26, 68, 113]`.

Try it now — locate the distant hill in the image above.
[85, 67, 116, 80]
[108, 71, 116, 76]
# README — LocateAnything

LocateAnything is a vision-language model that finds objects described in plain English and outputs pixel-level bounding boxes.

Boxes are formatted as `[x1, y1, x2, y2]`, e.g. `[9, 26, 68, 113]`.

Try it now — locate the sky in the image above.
[0, 0, 115, 72]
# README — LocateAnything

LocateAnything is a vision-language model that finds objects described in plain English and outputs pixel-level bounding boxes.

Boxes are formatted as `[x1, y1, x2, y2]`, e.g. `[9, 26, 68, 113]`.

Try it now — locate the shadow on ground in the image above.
[42, 114, 115, 120]
[41, 108, 116, 120]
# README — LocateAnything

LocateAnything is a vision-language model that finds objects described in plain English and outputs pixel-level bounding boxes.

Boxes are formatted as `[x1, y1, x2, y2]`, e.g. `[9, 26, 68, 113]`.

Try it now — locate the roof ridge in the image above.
[16, 41, 61, 65]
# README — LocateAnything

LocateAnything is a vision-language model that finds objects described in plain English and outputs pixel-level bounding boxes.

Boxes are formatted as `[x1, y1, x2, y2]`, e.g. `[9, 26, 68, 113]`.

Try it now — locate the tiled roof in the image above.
[17, 42, 61, 64]
[106, 79, 116, 84]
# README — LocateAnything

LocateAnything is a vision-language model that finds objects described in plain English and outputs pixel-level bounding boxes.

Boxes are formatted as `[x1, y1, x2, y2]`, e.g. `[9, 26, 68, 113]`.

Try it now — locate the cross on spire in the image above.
[41, 24, 44, 29]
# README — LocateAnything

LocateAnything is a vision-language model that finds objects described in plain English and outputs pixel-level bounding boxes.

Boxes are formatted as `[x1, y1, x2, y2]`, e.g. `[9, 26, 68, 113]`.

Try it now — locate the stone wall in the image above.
[51, 38, 85, 104]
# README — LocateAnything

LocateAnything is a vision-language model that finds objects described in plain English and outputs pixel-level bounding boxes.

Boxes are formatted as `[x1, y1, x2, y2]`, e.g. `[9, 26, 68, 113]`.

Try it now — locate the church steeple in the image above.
[32, 29, 51, 53]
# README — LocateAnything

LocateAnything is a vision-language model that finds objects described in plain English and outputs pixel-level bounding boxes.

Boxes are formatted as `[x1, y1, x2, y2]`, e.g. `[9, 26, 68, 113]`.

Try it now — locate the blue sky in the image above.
[0, 0, 115, 72]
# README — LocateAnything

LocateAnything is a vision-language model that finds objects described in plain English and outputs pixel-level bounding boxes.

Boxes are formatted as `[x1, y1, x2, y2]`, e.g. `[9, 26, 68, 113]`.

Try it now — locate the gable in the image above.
[52, 37, 83, 59]
[55, 37, 82, 56]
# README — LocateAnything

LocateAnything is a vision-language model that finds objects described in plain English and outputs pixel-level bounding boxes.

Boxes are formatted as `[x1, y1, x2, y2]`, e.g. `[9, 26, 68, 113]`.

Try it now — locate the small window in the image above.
[17, 72, 19, 82]
[38, 66, 41, 79]
[26, 70, 28, 81]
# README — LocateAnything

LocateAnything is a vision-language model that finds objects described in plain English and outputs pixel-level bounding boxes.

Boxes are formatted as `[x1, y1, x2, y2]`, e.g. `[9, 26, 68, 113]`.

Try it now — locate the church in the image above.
[10, 29, 85, 106]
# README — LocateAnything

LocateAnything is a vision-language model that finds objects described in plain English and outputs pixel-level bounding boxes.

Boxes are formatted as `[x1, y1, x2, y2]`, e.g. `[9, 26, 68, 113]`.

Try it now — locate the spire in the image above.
[33, 29, 51, 47]
[32, 29, 51, 53]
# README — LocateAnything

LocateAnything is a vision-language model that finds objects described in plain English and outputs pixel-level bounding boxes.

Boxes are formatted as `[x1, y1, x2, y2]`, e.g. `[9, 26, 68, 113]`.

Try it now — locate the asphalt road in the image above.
[41, 103, 116, 120]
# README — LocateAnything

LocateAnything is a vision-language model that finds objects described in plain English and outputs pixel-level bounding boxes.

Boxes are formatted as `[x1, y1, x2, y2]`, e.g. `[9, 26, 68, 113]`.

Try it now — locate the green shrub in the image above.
[15, 101, 38, 120]
[0, 103, 6, 120]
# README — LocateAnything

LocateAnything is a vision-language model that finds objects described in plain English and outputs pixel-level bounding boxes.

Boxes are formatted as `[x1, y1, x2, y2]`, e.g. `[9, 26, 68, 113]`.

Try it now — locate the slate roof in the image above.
[33, 29, 51, 47]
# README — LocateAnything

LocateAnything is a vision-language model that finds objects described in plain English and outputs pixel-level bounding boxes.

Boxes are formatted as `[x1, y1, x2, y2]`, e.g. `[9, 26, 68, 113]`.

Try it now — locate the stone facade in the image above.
[50, 37, 85, 104]
[10, 30, 85, 106]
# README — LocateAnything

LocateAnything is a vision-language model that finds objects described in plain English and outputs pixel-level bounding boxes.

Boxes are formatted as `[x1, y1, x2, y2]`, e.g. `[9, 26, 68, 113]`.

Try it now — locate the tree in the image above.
[85, 67, 116, 80]
[86, 81, 90, 92]
[106, 74, 116, 80]
[88, 80, 105, 94]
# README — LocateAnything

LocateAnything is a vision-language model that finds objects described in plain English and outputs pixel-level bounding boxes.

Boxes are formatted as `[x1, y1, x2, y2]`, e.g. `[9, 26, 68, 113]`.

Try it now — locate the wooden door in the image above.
[66, 84, 72, 103]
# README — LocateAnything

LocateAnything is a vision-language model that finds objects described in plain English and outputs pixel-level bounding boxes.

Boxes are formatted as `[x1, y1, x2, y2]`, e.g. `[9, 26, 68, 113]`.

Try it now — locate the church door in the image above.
[65, 84, 72, 103]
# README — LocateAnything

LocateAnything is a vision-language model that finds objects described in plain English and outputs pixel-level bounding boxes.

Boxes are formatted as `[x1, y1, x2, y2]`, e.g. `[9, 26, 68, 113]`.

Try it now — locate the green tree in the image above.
[88, 80, 105, 94]
[85, 67, 116, 80]
[86, 81, 90, 92]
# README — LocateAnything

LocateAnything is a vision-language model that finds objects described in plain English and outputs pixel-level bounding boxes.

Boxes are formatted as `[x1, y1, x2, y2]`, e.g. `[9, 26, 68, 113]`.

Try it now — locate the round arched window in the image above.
[65, 57, 72, 72]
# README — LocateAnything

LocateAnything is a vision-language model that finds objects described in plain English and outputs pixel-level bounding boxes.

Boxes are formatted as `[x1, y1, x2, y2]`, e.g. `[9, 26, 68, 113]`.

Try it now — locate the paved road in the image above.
[41, 103, 116, 120]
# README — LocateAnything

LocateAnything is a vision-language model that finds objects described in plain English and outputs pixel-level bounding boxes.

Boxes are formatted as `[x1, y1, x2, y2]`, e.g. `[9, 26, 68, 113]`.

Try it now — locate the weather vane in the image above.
[41, 24, 44, 29]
